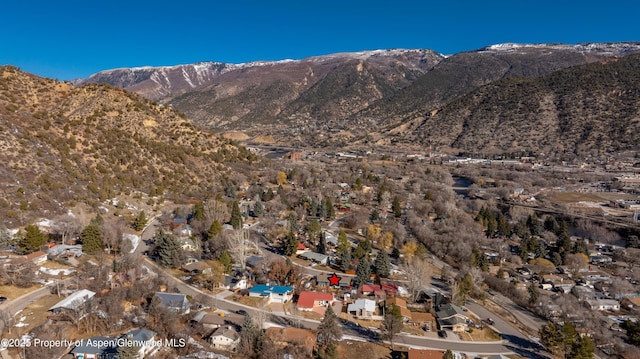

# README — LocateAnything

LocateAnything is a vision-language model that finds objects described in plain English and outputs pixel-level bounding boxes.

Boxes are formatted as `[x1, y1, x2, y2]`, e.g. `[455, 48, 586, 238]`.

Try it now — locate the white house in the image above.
[585, 299, 620, 311]
[209, 326, 240, 351]
[347, 299, 379, 319]
[222, 275, 248, 291]
[248, 285, 294, 304]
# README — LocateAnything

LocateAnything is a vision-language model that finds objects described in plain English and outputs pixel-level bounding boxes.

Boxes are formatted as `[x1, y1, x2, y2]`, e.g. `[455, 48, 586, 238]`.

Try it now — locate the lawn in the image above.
[459, 327, 501, 342]
[8, 294, 61, 334]
[0, 284, 41, 301]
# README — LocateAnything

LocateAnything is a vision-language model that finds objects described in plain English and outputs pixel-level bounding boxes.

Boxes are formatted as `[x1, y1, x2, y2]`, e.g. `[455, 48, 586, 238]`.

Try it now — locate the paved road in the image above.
[0, 278, 73, 316]
[132, 217, 551, 356]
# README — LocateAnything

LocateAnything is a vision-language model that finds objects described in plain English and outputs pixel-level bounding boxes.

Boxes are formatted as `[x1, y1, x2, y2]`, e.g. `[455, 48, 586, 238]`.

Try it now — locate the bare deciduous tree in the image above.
[402, 257, 432, 302]
[52, 214, 82, 244]
[225, 229, 251, 270]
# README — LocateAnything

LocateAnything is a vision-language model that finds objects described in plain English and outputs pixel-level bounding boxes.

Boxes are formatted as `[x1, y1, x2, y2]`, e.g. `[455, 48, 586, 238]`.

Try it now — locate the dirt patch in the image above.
[222, 131, 249, 141]
[252, 135, 275, 144]
[337, 339, 391, 359]
[226, 293, 267, 308]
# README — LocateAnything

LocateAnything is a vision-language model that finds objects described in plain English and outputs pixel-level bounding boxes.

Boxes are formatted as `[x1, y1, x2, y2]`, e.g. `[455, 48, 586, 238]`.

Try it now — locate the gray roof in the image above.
[211, 326, 240, 341]
[298, 252, 328, 262]
[49, 289, 95, 311]
[436, 303, 467, 320]
[154, 292, 188, 309]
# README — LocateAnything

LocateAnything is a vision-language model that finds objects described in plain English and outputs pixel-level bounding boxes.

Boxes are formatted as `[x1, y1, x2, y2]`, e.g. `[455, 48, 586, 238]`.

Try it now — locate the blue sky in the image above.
[2, 0, 639, 80]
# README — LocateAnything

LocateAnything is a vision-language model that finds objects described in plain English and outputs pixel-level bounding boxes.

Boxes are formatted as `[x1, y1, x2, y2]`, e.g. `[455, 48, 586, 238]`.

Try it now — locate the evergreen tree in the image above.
[354, 238, 372, 259]
[219, 251, 232, 274]
[307, 219, 322, 241]
[354, 177, 363, 190]
[392, 196, 402, 218]
[544, 216, 559, 233]
[282, 230, 298, 256]
[625, 319, 640, 346]
[261, 188, 275, 202]
[573, 238, 589, 255]
[252, 200, 264, 217]
[154, 230, 180, 268]
[18, 224, 47, 254]
[324, 198, 335, 219]
[208, 220, 222, 239]
[238, 314, 258, 355]
[527, 213, 543, 237]
[192, 201, 205, 221]
[373, 250, 391, 277]
[81, 223, 103, 255]
[337, 230, 349, 252]
[133, 210, 147, 231]
[317, 305, 342, 347]
[569, 335, 594, 359]
[317, 232, 327, 255]
[340, 248, 352, 272]
[528, 282, 540, 305]
[539, 321, 562, 354]
[230, 201, 243, 230]
[370, 209, 380, 222]
[355, 257, 371, 286]
[443, 350, 454, 359]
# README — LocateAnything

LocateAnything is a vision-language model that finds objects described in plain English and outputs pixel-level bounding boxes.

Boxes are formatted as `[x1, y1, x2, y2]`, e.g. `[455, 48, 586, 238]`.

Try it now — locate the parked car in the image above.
[0, 296, 7, 304]
[483, 318, 495, 325]
[438, 330, 448, 338]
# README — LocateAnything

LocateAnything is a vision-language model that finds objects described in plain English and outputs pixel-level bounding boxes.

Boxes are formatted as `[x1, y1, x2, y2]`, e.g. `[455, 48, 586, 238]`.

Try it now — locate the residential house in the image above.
[585, 299, 621, 311]
[49, 289, 96, 319]
[316, 273, 331, 287]
[209, 326, 240, 351]
[409, 312, 436, 332]
[222, 275, 248, 291]
[191, 311, 227, 330]
[408, 349, 444, 359]
[154, 292, 190, 314]
[122, 328, 157, 358]
[436, 304, 468, 332]
[176, 237, 197, 252]
[298, 251, 328, 265]
[4, 250, 49, 272]
[296, 243, 308, 255]
[183, 261, 213, 275]
[173, 224, 193, 238]
[249, 285, 294, 304]
[347, 299, 380, 320]
[70, 336, 118, 359]
[324, 232, 338, 247]
[47, 244, 83, 258]
[297, 291, 335, 314]
[385, 297, 412, 322]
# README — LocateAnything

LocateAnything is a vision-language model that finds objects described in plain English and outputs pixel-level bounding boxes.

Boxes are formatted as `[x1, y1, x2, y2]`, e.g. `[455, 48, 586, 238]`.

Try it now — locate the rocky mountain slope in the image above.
[391, 53, 640, 156]
[0, 66, 252, 225]
[77, 50, 444, 130]
[76, 43, 640, 152]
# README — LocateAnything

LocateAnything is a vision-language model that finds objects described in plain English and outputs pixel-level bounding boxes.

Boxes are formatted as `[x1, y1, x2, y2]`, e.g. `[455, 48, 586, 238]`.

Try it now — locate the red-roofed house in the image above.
[297, 291, 335, 315]
[296, 243, 308, 255]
